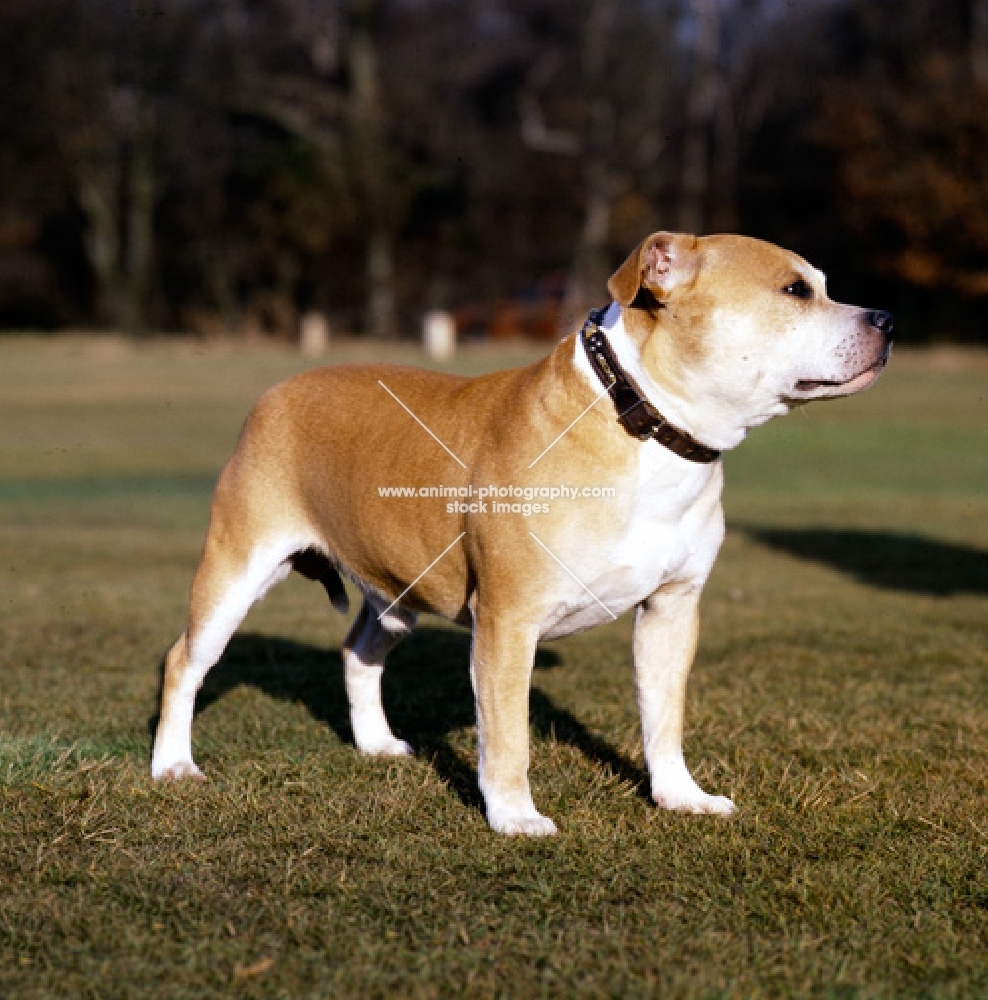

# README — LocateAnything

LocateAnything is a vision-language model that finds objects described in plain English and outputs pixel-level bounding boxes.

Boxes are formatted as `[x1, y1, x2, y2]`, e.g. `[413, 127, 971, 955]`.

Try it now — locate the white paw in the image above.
[151, 759, 206, 782]
[486, 806, 558, 837]
[491, 814, 558, 837]
[653, 790, 736, 816]
[648, 754, 735, 816]
[358, 736, 414, 757]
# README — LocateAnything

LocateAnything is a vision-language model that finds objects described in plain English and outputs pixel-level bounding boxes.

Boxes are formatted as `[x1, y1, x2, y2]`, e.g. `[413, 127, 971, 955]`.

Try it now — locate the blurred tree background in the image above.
[0, 0, 985, 340]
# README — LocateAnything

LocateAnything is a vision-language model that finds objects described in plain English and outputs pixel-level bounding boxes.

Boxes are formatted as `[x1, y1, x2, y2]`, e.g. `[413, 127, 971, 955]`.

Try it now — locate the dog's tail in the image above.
[290, 548, 350, 614]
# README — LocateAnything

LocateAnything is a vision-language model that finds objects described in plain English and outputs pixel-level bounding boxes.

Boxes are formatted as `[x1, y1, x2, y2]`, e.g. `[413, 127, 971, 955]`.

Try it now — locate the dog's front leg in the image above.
[470, 608, 557, 836]
[634, 586, 735, 815]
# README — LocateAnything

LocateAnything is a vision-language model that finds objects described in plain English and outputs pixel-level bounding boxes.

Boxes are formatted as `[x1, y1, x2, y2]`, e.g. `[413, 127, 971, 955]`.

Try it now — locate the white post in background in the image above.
[300, 311, 331, 355]
[423, 309, 456, 361]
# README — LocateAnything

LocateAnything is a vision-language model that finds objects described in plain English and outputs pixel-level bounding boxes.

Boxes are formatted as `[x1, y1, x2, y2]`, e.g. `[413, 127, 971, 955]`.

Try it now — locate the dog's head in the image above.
[608, 232, 893, 443]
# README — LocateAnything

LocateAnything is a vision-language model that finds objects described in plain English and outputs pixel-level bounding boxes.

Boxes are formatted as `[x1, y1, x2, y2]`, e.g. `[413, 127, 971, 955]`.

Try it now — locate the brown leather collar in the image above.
[581, 307, 721, 464]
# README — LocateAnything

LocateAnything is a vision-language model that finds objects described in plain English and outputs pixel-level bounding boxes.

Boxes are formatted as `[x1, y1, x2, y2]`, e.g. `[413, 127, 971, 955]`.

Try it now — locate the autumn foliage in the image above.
[0, 0, 984, 340]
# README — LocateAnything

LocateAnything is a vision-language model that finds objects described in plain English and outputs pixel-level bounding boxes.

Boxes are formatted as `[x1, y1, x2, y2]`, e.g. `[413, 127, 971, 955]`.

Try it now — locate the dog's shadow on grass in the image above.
[743, 526, 988, 597]
[181, 627, 648, 810]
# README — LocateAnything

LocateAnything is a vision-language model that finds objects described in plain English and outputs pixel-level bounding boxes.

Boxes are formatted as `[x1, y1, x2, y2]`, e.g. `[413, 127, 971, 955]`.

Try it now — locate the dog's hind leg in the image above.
[151, 534, 299, 781]
[343, 598, 416, 756]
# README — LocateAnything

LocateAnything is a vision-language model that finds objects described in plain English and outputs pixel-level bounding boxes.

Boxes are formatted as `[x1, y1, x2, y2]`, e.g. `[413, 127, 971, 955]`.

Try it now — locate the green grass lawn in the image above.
[1, 335, 986, 998]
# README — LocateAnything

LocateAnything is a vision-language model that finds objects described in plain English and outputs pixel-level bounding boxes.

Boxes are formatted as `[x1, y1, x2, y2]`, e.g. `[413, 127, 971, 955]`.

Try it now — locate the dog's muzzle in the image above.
[792, 309, 893, 397]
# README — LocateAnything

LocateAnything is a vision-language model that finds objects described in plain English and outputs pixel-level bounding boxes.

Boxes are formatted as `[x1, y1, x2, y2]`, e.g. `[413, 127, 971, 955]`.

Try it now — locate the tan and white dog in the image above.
[152, 232, 892, 835]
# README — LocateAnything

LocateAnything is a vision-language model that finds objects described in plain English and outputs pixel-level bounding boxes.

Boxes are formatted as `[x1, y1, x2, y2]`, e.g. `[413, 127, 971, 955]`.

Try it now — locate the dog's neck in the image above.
[572, 303, 751, 453]
[579, 307, 720, 463]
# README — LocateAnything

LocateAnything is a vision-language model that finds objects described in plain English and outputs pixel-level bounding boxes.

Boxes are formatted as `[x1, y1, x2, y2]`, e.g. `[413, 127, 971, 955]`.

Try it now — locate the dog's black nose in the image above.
[868, 310, 894, 335]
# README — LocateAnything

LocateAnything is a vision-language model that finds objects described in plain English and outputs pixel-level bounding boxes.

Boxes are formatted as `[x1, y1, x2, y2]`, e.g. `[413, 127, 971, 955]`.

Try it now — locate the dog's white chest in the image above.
[538, 445, 722, 639]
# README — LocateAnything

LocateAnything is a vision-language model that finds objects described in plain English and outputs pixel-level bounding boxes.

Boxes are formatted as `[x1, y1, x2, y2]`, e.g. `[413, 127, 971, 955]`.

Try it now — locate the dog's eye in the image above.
[782, 278, 813, 300]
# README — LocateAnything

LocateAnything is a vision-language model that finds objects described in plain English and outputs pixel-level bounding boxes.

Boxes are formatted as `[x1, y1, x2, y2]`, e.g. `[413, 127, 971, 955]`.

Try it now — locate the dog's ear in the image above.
[607, 232, 700, 307]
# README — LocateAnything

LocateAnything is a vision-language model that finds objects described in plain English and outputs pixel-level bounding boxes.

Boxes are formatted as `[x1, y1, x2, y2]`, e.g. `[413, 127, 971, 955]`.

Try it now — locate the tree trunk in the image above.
[678, 0, 720, 235]
[120, 129, 154, 333]
[710, 99, 738, 232]
[348, 0, 397, 338]
[77, 96, 154, 333]
[366, 228, 397, 341]
[973, 0, 988, 84]
[564, 160, 614, 327]
[564, 0, 618, 326]
[78, 157, 121, 328]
